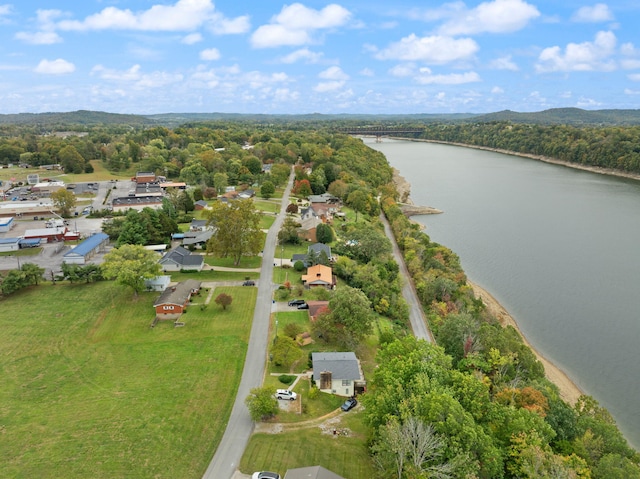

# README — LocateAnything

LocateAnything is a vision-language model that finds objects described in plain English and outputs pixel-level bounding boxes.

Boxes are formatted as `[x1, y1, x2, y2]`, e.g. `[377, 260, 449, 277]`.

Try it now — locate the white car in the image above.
[252, 472, 280, 479]
[275, 389, 297, 401]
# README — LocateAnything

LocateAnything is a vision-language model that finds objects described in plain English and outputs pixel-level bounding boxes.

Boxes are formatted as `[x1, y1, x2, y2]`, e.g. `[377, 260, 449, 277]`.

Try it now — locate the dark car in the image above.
[296, 302, 309, 310]
[341, 397, 358, 412]
[242, 280, 255, 286]
[288, 299, 305, 306]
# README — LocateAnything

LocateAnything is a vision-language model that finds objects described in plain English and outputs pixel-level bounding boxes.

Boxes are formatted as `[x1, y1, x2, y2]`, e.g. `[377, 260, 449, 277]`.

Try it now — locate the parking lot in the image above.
[0, 215, 109, 276]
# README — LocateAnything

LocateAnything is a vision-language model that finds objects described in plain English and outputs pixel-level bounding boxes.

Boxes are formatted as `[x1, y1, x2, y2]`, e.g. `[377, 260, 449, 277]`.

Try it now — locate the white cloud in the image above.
[182, 33, 203, 44]
[375, 34, 478, 64]
[277, 48, 324, 64]
[209, 15, 250, 35]
[625, 88, 640, 94]
[91, 64, 184, 89]
[437, 0, 540, 36]
[576, 97, 602, 108]
[319, 66, 349, 81]
[34, 58, 75, 75]
[621, 42, 638, 56]
[492, 86, 504, 93]
[489, 55, 519, 71]
[415, 69, 481, 85]
[314, 81, 345, 92]
[0, 4, 12, 21]
[389, 63, 416, 77]
[55, 0, 247, 34]
[251, 3, 352, 48]
[628, 74, 640, 82]
[15, 31, 62, 44]
[571, 3, 613, 23]
[536, 31, 617, 72]
[200, 48, 221, 61]
[621, 59, 640, 70]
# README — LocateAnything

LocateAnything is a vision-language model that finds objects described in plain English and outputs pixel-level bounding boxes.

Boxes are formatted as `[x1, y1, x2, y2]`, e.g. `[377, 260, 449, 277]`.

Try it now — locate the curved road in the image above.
[202, 171, 294, 479]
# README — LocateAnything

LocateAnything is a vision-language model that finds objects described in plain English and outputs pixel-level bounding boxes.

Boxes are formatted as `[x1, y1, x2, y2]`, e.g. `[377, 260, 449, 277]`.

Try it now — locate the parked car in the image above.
[287, 299, 305, 306]
[242, 280, 255, 286]
[275, 389, 297, 401]
[341, 397, 358, 412]
[252, 472, 280, 479]
[296, 302, 309, 310]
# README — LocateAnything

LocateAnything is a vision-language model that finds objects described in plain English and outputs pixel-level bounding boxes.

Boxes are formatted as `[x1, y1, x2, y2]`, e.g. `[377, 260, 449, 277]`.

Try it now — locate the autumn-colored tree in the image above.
[214, 293, 233, 310]
[285, 202, 298, 214]
[51, 188, 77, 217]
[292, 179, 312, 197]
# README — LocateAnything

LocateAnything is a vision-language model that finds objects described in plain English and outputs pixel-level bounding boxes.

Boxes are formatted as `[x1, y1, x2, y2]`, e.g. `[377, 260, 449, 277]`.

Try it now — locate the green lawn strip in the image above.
[273, 267, 303, 287]
[0, 282, 255, 478]
[0, 248, 42, 257]
[202, 255, 262, 269]
[260, 214, 275, 230]
[169, 270, 255, 282]
[239, 409, 374, 479]
[253, 199, 281, 214]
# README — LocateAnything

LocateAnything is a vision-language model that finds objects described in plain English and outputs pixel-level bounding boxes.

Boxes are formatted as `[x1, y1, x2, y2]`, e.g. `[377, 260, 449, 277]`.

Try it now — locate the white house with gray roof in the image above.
[159, 246, 204, 272]
[312, 352, 365, 397]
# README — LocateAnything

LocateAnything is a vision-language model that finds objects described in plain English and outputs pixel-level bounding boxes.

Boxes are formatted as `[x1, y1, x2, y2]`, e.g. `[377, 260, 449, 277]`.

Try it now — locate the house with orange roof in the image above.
[301, 264, 336, 290]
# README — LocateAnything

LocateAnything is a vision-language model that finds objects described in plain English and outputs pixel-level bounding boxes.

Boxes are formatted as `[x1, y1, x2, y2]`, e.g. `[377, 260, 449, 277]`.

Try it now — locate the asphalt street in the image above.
[201, 170, 294, 479]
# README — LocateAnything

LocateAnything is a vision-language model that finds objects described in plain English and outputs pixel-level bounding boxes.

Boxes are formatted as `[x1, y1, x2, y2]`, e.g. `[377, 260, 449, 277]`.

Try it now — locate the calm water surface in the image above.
[365, 138, 640, 448]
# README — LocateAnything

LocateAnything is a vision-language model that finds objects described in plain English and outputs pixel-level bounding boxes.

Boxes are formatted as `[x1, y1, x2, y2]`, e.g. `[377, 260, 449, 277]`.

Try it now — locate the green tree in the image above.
[271, 336, 303, 368]
[1, 269, 28, 295]
[277, 217, 301, 245]
[51, 188, 77, 218]
[347, 189, 368, 222]
[58, 144, 85, 174]
[312, 285, 373, 349]
[101, 244, 161, 296]
[260, 180, 275, 199]
[245, 387, 279, 421]
[21, 263, 45, 286]
[178, 190, 195, 214]
[213, 172, 228, 194]
[315, 223, 334, 244]
[205, 200, 265, 266]
[214, 292, 233, 310]
[116, 210, 148, 246]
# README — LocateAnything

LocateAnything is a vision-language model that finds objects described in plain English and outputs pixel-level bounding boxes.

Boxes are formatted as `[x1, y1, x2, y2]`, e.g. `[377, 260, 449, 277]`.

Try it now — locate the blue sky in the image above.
[1, 0, 639, 114]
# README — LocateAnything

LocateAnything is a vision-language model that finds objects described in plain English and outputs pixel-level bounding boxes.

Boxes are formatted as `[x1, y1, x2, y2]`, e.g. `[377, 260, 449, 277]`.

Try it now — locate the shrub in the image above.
[308, 386, 319, 400]
[293, 260, 305, 272]
[283, 322, 302, 339]
[278, 374, 296, 385]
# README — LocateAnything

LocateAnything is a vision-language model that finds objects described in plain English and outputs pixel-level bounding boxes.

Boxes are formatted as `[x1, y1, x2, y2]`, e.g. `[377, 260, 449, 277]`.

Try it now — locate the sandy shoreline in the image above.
[391, 166, 585, 405]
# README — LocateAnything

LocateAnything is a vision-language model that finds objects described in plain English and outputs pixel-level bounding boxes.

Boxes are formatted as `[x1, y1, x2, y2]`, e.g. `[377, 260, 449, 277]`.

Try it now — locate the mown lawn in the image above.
[203, 254, 262, 269]
[239, 407, 375, 479]
[0, 281, 256, 479]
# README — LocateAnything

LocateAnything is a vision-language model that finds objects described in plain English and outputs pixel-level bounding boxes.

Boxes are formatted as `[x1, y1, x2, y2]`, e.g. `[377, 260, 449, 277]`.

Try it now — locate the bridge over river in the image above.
[336, 126, 424, 140]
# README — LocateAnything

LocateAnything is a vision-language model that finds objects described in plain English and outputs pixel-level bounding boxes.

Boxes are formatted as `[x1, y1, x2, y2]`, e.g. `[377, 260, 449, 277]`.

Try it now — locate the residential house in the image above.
[291, 243, 332, 267]
[308, 193, 340, 205]
[284, 466, 346, 479]
[238, 188, 255, 199]
[144, 275, 171, 292]
[312, 352, 365, 397]
[194, 200, 209, 210]
[306, 300, 330, 321]
[62, 233, 110, 265]
[153, 279, 201, 320]
[182, 230, 214, 248]
[189, 219, 209, 232]
[301, 264, 336, 289]
[159, 246, 204, 271]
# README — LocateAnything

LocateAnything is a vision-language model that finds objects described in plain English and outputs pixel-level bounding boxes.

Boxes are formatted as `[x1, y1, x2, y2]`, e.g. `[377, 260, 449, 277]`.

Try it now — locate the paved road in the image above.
[202, 170, 294, 479]
[380, 212, 434, 343]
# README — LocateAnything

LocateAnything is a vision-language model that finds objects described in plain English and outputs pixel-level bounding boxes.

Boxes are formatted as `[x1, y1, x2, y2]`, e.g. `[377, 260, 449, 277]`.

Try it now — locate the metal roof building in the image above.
[63, 233, 110, 264]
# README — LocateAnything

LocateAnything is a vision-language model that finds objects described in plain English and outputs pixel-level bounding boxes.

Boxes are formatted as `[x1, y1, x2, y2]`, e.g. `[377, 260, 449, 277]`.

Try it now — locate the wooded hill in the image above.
[3, 108, 640, 128]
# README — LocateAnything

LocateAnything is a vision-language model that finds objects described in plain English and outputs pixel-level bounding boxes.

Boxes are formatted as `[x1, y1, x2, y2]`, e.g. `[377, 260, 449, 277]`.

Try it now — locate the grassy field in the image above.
[0, 281, 256, 478]
[203, 254, 262, 269]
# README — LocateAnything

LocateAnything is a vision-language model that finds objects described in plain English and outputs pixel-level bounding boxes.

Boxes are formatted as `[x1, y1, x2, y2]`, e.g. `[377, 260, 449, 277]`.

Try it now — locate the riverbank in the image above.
[408, 138, 640, 183]
[392, 167, 443, 216]
[391, 169, 585, 406]
[468, 281, 584, 405]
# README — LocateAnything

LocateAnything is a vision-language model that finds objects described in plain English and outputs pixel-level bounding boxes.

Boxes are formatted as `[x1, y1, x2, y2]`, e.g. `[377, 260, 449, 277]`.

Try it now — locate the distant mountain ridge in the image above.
[2, 108, 640, 127]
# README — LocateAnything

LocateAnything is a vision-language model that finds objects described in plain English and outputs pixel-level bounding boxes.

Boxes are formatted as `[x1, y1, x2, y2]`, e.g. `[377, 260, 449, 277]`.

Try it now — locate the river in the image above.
[365, 137, 640, 449]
